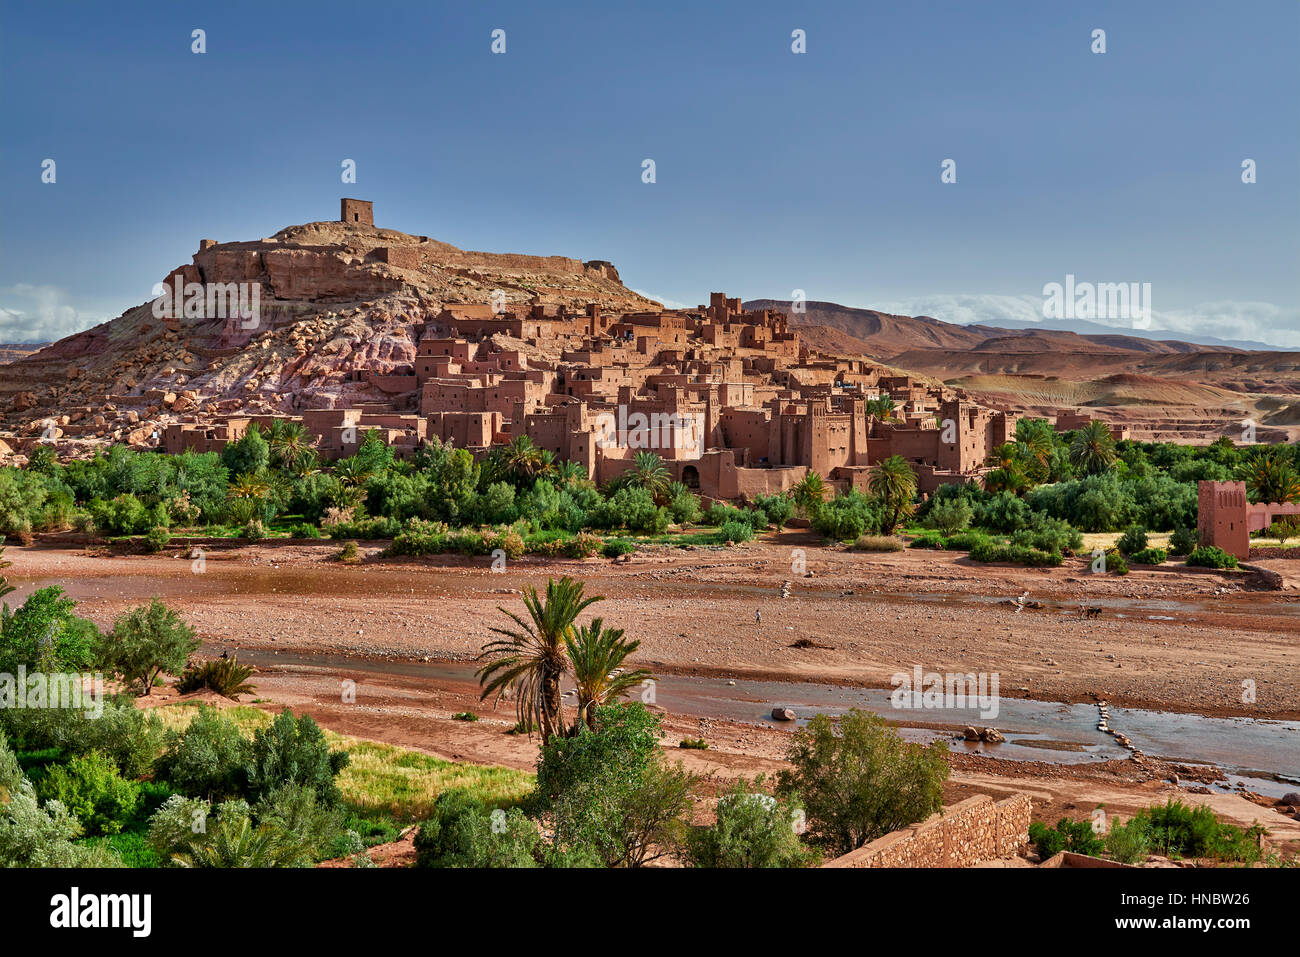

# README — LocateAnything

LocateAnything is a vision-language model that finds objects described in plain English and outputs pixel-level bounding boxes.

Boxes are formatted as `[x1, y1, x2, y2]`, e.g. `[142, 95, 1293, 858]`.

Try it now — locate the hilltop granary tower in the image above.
[340, 198, 374, 227]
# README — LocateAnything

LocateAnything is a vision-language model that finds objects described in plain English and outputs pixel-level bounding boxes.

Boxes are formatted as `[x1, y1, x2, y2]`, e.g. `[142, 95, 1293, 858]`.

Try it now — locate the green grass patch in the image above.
[152, 702, 533, 821]
[333, 737, 534, 820]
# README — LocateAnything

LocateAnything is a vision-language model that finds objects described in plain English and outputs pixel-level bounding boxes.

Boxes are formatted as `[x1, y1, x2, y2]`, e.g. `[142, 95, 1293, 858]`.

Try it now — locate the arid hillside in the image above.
[0, 219, 659, 446]
[750, 299, 1300, 442]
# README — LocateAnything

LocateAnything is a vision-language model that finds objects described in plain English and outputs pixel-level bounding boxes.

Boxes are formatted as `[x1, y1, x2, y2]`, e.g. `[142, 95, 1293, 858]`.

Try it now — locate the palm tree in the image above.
[287, 448, 321, 479]
[556, 460, 589, 488]
[173, 817, 284, 868]
[1016, 433, 1054, 484]
[476, 576, 603, 744]
[228, 472, 270, 501]
[227, 472, 271, 524]
[501, 436, 550, 486]
[986, 442, 1021, 470]
[791, 471, 827, 517]
[269, 421, 315, 475]
[1237, 450, 1300, 504]
[1069, 420, 1117, 476]
[869, 455, 917, 533]
[983, 465, 1029, 495]
[626, 451, 671, 502]
[333, 456, 375, 489]
[865, 395, 897, 421]
[565, 617, 651, 733]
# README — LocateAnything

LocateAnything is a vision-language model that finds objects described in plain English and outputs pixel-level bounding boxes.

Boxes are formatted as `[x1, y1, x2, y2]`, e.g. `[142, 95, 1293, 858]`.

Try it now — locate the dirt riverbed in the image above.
[7, 534, 1299, 847]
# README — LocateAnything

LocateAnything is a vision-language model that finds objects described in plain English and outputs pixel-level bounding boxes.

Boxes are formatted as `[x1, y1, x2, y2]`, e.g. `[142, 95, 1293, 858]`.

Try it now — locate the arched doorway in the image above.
[682, 465, 700, 489]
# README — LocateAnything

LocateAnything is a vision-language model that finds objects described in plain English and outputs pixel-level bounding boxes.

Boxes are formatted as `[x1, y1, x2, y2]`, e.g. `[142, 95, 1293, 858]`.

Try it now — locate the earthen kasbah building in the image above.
[1197, 480, 1300, 559]
[159, 199, 1108, 503]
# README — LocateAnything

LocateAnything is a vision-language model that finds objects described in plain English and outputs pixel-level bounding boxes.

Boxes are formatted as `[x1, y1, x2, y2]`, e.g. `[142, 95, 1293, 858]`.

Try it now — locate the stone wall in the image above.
[823, 793, 1032, 868]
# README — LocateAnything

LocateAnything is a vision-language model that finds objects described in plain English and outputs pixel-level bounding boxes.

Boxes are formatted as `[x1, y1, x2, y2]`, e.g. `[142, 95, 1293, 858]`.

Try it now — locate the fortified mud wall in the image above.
[823, 793, 1032, 868]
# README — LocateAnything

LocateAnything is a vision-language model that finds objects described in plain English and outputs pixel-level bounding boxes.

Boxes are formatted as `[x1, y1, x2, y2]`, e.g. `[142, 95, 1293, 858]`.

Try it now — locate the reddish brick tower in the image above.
[340, 198, 374, 226]
[1198, 480, 1249, 559]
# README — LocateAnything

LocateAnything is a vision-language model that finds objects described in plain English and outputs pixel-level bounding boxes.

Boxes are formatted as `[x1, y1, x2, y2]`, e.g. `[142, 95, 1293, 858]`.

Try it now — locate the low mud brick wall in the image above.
[823, 793, 1032, 868]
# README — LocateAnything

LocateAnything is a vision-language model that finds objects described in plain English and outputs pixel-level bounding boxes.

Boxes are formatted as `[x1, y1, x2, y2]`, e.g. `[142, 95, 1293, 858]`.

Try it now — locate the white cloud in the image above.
[0, 284, 110, 343]
[1154, 301, 1300, 349]
[873, 293, 1044, 328]
[629, 288, 690, 310]
[873, 292, 1300, 349]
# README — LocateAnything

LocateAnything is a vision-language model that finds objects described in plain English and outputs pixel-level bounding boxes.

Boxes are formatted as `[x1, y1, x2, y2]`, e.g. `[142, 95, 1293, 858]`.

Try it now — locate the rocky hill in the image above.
[0, 218, 658, 448]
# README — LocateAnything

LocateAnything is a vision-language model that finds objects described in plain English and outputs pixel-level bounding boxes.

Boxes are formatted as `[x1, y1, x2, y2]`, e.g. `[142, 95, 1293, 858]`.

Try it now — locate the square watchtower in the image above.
[340, 198, 374, 226]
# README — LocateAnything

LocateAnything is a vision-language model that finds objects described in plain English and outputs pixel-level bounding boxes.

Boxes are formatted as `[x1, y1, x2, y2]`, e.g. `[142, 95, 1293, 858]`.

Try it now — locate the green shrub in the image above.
[150, 797, 282, 868]
[975, 491, 1031, 533]
[1104, 816, 1151, 864]
[701, 503, 748, 527]
[601, 538, 636, 558]
[414, 789, 540, 868]
[925, 498, 973, 536]
[287, 523, 322, 539]
[751, 494, 794, 530]
[36, 751, 141, 836]
[678, 737, 708, 750]
[811, 491, 885, 541]
[145, 526, 171, 553]
[851, 535, 904, 552]
[244, 710, 349, 806]
[686, 776, 815, 868]
[665, 485, 703, 525]
[943, 530, 993, 552]
[776, 709, 948, 856]
[451, 712, 479, 722]
[1011, 515, 1083, 555]
[1116, 524, 1149, 555]
[1105, 549, 1130, 575]
[1265, 516, 1300, 544]
[1167, 526, 1198, 555]
[1028, 817, 1104, 859]
[0, 695, 165, 779]
[387, 519, 450, 556]
[155, 706, 251, 801]
[100, 598, 200, 696]
[1128, 547, 1167, 565]
[252, 782, 345, 867]
[587, 487, 668, 534]
[1131, 798, 1262, 863]
[327, 516, 402, 540]
[0, 766, 120, 868]
[969, 542, 1062, 567]
[1186, 545, 1238, 569]
[0, 585, 101, 675]
[717, 520, 754, 544]
[175, 656, 256, 699]
[88, 494, 150, 535]
[146, 794, 213, 861]
[536, 703, 695, 868]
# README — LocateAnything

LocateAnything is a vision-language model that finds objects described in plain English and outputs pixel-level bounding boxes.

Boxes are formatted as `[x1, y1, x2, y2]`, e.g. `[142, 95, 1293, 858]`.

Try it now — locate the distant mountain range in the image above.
[745, 298, 1300, 444]
[975, 317, 1275, 352]
[744, 299, 1275, 353]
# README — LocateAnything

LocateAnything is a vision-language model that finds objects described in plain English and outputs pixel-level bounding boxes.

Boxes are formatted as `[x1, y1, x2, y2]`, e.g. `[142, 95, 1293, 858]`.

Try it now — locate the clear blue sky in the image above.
[1, 0, 1296, 345]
